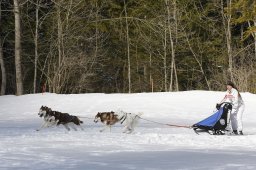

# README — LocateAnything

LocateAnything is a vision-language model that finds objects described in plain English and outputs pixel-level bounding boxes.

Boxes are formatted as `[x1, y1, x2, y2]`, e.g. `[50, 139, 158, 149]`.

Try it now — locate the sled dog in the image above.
[94, 110, 142, 133]
[37, 106, 84, 131]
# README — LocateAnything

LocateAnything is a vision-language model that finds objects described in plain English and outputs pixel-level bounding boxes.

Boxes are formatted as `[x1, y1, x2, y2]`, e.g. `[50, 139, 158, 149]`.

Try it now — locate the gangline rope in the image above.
[78, 114, 192, 129]
[137, 116, 192, 129]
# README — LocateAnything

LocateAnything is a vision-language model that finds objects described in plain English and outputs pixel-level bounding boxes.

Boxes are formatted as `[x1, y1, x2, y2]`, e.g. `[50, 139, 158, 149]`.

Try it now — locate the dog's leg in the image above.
[53, 120, 59, 126]
[37, 121, 50, 131]
[47, 116, 56, 127]
[122, 116, 131, 133]
[122, 126, 128, 133]
[79, 125, 84, 131]
[122, 115, 139, 134]
[70, 123, 78, 131]
[124, 129, 132, 134]
[125, 115, 140, 134]
[131, 115, 140, 129]
[36, 121, 49, 131]
[63, 124, 71, 131]
[122, 125, 132, 133]
[99, 126, 105, 132]
[101, 125, 112, 132]
[100, 125, 108, 132]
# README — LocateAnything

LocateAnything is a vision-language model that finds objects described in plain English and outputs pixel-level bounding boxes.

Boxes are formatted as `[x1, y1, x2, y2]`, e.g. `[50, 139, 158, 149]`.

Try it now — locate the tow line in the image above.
[137, 116, 191, 129]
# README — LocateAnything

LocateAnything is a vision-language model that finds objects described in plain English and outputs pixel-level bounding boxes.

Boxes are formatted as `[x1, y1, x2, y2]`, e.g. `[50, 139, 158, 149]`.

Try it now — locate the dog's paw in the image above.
[123, 130, 133, 134]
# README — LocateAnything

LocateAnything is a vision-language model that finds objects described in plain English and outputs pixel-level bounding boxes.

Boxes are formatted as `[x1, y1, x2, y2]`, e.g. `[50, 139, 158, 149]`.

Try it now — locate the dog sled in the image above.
[192, 102, 232, 135]
[37, 103, 234, 135]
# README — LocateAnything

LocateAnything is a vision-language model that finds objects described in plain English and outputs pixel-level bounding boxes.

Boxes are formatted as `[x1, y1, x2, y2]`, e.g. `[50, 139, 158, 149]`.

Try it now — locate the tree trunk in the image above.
[163, 26, 168, 92]
[13, 0, 23, 95]
[174, 62, 179, 91]
[248, 20, 256, 58]
[165, 0, 176, 92]
[0, 44, 6, 95]
[54, 0, 63, 94]
[33, 0, 39, 93]
[124, 0, 131, 93]
[173, 0, 179, 91]
[253, 20, 256, 58]
[227, 0, 233, 81]
[148, 31, 153, 92]
[95, 1, 98, 60]
[222, 0, 233, 81]
[0, 2, 6, 95]
[149, 52, 153, 92]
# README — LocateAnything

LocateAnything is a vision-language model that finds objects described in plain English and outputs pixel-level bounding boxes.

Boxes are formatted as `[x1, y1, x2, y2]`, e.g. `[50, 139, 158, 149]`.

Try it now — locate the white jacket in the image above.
[223, 88, 244, 109]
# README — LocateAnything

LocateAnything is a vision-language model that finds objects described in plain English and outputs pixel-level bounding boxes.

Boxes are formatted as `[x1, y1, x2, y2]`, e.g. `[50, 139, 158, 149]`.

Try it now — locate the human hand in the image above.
[216, 103, 221, 110]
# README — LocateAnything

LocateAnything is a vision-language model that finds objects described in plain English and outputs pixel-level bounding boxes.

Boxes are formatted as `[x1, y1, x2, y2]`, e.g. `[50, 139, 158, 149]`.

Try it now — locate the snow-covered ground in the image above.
[0, 91, 256, 170]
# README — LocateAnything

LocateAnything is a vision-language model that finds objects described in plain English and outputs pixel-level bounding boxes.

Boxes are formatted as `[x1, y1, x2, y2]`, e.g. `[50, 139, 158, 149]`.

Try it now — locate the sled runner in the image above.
[192, 102, 232, 135]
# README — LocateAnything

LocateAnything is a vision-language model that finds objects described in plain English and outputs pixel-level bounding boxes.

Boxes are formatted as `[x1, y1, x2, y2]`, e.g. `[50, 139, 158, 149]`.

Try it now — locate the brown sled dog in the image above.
[94, 111, 119, 132]
[94, 110, 142, 133]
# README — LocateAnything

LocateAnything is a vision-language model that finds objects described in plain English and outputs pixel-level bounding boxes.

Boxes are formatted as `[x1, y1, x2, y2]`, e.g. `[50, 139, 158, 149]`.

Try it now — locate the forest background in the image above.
[0, 0, 256, 95]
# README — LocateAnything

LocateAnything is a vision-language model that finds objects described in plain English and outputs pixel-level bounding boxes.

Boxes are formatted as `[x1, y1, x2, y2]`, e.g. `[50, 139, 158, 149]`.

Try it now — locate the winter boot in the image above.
[232, 130, 238, 135]
[239, 131, 243, 135]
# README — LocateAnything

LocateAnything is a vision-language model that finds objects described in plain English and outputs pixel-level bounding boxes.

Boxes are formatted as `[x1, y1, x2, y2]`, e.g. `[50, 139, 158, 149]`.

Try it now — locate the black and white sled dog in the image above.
[37, 106, 84, 131]
[94, 109, 143, 133]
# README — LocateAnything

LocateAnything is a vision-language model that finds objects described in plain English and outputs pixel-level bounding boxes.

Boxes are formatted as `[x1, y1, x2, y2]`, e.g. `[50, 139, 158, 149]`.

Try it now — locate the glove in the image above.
[216, 103, 221, 110]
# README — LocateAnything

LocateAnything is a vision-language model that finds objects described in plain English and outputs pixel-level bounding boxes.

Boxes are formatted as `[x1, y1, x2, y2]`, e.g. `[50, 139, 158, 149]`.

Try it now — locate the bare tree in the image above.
[173, 0, 179, 91]
[124, 0, 131, 93]
[39, 0, 102, 94]
[253, 21, 256, 59]
[33, 0, 40, 93]
[13, 0, 23, 95]
[55, 0, 62, 93]
[247, 21, 256, 58]
[0, 1, 6, 95]
[185, 33, 211, 90]
[221, 0, 233, 81]
[143, 15, 170, 92]
[165, 0, 178, 92]
[163, 24, 168, 92]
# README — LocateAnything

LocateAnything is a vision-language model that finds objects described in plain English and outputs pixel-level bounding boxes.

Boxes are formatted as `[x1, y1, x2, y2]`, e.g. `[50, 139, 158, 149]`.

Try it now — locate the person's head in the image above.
[226, 81, 235, 91]
[226, 81, 242, 98]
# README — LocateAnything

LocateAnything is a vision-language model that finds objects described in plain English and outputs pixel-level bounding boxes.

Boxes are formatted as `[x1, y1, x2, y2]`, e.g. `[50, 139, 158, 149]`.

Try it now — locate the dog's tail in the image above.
[136, 112, 143, 118]
[74, 116, 84, 124]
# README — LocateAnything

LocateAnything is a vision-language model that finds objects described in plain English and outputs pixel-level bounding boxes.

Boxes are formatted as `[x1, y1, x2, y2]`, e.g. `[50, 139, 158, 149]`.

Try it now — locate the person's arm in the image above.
[216, 91, 229, 109]
[219, 91, 229, 103]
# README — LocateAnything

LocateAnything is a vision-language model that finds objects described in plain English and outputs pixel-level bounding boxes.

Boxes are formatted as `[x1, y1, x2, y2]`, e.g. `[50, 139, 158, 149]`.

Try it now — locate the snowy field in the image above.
[0, 91, 256, 170]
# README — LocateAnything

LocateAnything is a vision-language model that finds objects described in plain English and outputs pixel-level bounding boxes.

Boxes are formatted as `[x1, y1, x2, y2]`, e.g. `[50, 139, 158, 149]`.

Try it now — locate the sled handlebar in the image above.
[216, 102, 232, 110]
[220, 102, 233, 105]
